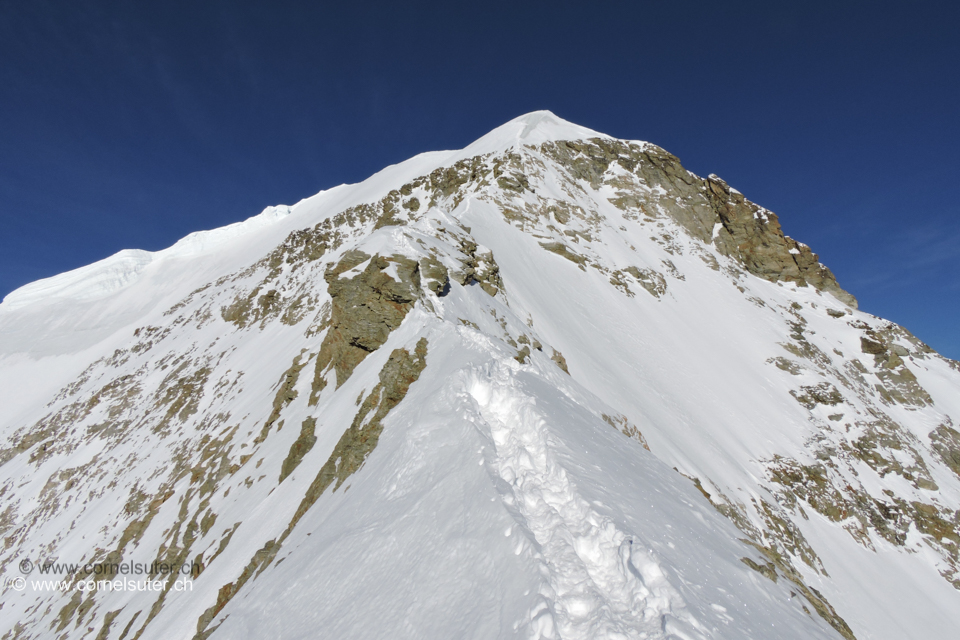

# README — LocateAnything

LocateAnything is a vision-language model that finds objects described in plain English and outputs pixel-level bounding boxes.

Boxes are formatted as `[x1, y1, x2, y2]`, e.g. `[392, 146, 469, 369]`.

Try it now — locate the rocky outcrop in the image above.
[768, 446, 957, 586]
[705, 175, 857, 308]
[856, 325, 933, 407]
[550, 349, 569, 374]
[195, 339, 428, 639]
[698, 484, 855, 639]
[541, 139, 717, 241]
[538, 138, 858, 308]
[790, 382, 844, 409]
[419, 255, 450, 296]
[295, 338, 428, 524]
[309, 251, 421, 400]
[450, 239, 503, 296]
[739, 548, 856, 640]
[278, 417, 317, 483]
[255, 353, 307, 444]
[538, 241, 587, 268]
[602, 413, 650, 450]
[931, 424, 960, 478]
[610, 267, 667, 299]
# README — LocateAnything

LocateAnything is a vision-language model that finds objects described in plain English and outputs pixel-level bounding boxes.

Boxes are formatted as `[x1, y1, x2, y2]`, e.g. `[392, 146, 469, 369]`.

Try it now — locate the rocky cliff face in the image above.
[536, 138, 858, 307]
[0, 112, 957, 640]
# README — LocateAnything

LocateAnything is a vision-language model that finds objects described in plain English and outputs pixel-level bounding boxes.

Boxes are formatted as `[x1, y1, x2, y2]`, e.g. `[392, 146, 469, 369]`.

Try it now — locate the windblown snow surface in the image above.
[1, 112, 958, 640]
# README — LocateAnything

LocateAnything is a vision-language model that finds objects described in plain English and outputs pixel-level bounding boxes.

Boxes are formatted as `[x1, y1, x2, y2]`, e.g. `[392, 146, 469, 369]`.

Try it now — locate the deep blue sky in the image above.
[1, 1, 957, 358]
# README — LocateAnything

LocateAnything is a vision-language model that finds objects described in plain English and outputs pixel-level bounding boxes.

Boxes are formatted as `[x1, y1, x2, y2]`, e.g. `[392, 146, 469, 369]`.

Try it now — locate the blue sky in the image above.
[1, 1, 957, 358]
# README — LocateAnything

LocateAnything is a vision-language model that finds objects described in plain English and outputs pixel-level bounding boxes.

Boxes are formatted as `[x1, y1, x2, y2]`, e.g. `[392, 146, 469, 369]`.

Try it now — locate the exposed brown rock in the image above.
[419, 255, 450, 296]
[278, 417, 317, 483]
[300, 338, 428, 506]
[194, 540, 280, 639]
[309, 252, 421, 400]
[768, 357, 802, 375]
[550, 349, 570, 374]
[705, 174, 857, 308]
[539, 138, 858, 308]
[699, 483, 853, 639]
[255, 353, 308, 444]
[861, 336, 886, 355]
[538, 241, 587, 268]
[450, 240, 503, 296]
[193, 339, 429, 638]
[624, 266, 667, 299]
[790, 382, 844, 409]
[602, 413, 650, 450]
[931, 424, 960, 478]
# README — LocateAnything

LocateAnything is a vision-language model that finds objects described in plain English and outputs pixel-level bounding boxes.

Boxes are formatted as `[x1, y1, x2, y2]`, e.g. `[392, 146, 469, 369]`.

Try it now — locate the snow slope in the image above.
[1, 111, 958, 640]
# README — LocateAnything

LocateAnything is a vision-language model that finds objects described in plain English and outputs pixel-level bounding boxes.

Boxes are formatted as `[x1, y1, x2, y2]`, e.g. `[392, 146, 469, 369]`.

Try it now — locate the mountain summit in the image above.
[1, 113, 958, 640]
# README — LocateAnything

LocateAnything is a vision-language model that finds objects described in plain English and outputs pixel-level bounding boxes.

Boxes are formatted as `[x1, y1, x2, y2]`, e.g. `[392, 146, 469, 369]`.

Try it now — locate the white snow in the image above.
[0, 111, 957, 640]
[454, 111, 611, 162]
[1, 205, 293, 311]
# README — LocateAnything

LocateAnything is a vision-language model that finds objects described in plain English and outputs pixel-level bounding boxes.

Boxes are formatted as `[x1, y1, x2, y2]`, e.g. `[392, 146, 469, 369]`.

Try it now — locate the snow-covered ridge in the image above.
[1, 111, 609, 313]
[1, 110, 958, 640]
[0, 205, 293, 311]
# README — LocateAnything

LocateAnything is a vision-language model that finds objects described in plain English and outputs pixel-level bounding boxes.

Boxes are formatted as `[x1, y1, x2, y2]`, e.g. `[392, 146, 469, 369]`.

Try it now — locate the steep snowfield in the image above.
[1, 112, 958, 640]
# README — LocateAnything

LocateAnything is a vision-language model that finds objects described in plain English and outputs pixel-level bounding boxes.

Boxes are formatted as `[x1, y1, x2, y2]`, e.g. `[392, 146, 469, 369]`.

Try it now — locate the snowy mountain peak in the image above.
[456, 110, 614, 158]
[1, 116, 958, 640]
